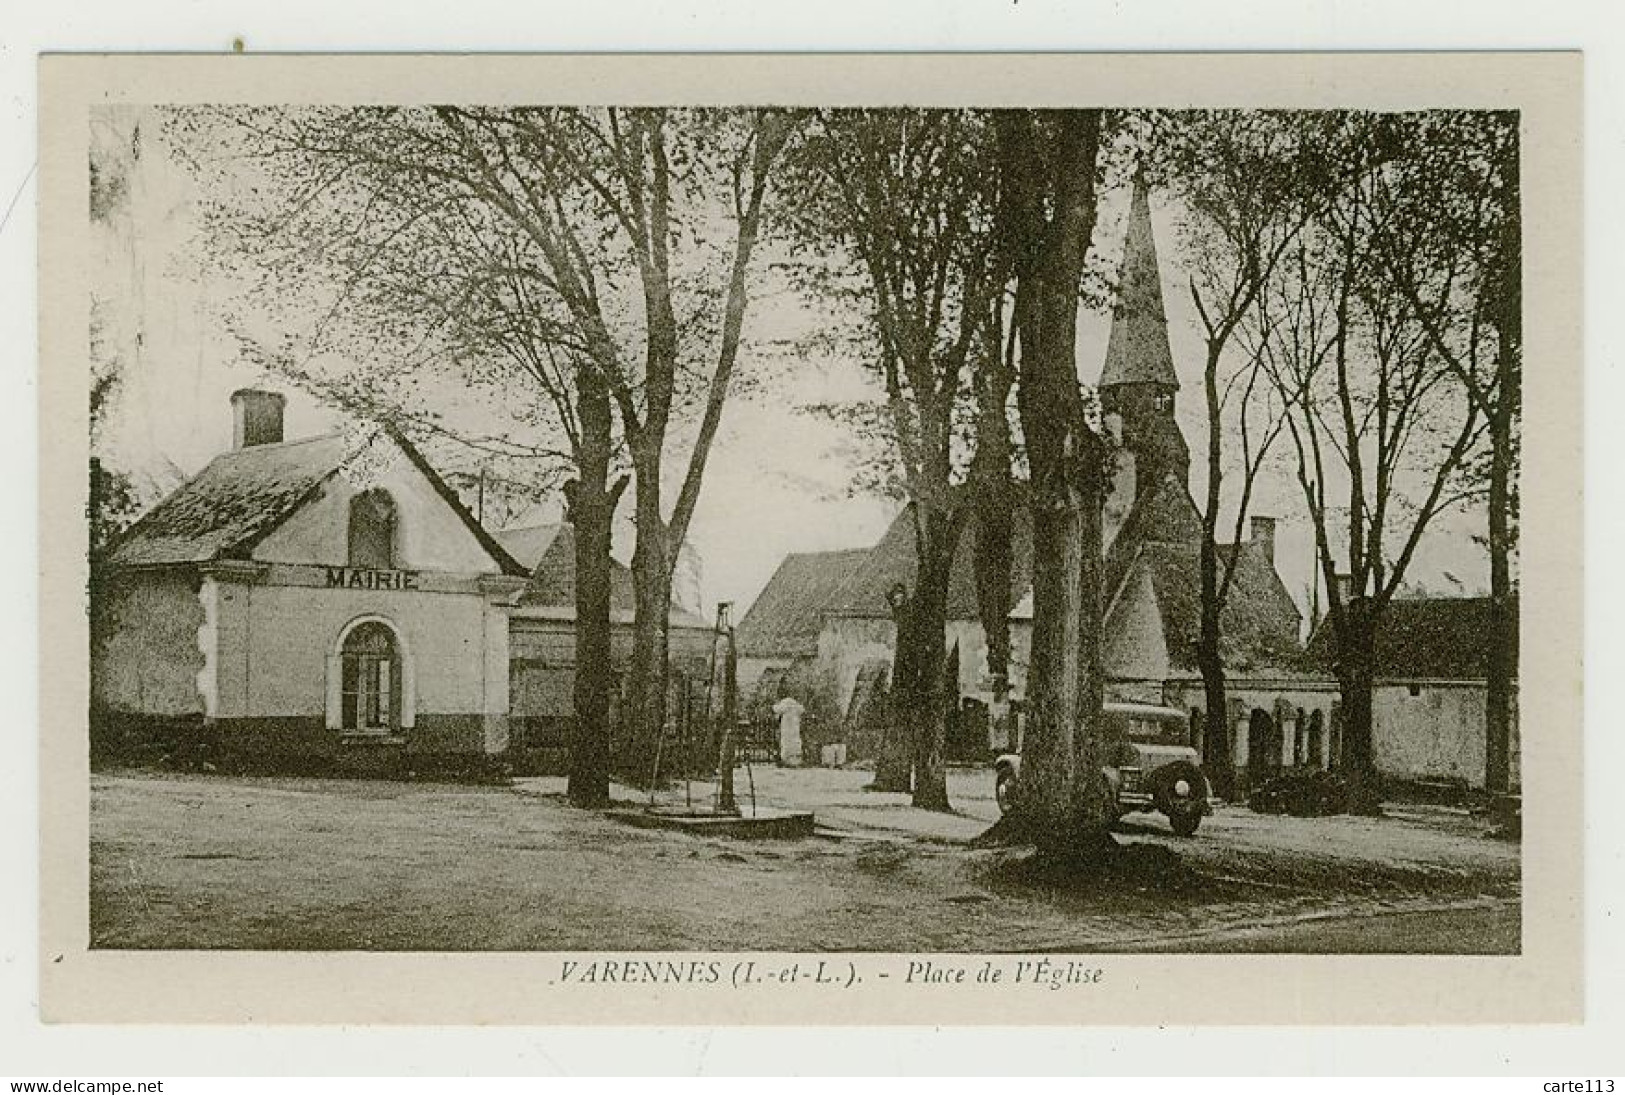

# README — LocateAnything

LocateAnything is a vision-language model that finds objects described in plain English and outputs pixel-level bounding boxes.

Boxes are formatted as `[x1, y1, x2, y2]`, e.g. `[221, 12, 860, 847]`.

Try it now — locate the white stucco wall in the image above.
[253, 444, 499, 574]
[1160, 676, 1518, 790]
[945, 620, 989, 699]
[738, 656, 791, 703]
[1006, 618, 1032, 701]
[817, 616, 896, 718]
[1372, 681, 1519, 788]
[208, 578, 504, 722]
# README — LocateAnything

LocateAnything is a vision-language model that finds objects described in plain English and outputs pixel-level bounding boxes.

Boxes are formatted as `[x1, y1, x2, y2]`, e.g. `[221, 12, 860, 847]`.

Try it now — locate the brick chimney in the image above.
[231, 389, 286, 449]
[1249, 515, 1277, 563]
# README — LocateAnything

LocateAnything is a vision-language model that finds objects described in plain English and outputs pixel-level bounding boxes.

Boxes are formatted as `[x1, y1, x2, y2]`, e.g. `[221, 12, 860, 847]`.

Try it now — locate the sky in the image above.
[91, 106, 1493, 624]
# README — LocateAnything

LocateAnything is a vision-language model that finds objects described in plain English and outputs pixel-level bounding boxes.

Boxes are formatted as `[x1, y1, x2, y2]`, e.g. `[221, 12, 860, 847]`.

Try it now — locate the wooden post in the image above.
[715, 603, 740, 815]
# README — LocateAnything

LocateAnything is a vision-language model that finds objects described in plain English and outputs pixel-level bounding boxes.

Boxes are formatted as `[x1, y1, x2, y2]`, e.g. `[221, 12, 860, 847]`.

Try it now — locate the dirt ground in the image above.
[89, 766, 1520, 953]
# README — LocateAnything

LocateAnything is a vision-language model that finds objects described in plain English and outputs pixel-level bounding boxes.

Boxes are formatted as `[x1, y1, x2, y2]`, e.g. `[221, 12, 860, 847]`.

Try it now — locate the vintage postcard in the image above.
[39, 52, 1582, 1024]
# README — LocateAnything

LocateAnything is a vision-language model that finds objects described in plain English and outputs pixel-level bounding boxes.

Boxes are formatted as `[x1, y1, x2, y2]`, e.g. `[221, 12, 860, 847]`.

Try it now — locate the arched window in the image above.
[1308, 710, 1326, 769]
[1248, 708, 1278, 788]
[348, 489, 397, 569]
[341, 621, 401, 731]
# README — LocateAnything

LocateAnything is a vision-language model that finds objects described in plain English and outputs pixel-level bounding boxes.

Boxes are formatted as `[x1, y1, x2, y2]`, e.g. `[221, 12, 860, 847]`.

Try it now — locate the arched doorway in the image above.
[1248, 708, 1279, 789]
[328, 616, 414, 733]
[342, 621, 401, 731]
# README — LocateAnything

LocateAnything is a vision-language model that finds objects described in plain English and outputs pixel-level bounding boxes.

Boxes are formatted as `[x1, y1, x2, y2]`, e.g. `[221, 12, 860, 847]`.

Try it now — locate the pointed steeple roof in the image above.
[1100, 173, 1179, 390]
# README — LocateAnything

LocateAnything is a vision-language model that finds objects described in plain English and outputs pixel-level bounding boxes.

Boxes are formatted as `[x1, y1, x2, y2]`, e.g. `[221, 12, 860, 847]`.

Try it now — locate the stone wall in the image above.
[93, 568, 206, 718]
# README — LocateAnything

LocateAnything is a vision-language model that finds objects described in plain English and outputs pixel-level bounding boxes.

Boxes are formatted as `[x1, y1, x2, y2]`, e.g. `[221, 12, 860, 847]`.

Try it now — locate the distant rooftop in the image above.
[1304, 596, 1516, 681]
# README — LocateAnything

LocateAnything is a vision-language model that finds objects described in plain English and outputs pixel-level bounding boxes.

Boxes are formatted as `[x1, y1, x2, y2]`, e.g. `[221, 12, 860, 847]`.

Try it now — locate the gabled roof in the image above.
[495, 522, 637, 612]
[1115, 539, 1303, 673]
[385, 429, 529, 576]
[1304, 596, 1515, 681]
[1099, 174, 1180, 391]
[1099, 467, 1301, 673]
[109, 434, 348, 567]
[737, 494, 1037, 658]
[735, 548, 873, 658]
[823, 497, 1036, 622]
[108, 429, 528, 576]
[493, 523, 566, 572]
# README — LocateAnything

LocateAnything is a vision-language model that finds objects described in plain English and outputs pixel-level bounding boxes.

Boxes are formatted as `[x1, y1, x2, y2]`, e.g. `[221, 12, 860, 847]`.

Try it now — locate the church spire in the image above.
[1099, 172, 1179, 391]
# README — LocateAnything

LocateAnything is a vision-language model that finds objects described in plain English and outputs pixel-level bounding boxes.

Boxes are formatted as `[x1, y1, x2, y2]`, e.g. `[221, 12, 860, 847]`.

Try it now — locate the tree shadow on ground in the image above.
[977, 841, 1236, 901]
[968, 813, 1246, 902]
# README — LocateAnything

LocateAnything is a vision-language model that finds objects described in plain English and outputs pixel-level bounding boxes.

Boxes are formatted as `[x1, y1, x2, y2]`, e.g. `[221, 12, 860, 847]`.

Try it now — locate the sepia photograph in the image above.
[35, 52, 1584, 1026]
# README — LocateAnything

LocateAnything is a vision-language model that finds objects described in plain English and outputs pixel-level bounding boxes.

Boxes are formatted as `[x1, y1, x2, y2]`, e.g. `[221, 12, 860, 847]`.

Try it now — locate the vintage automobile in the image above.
[993, 702, 1211, 836]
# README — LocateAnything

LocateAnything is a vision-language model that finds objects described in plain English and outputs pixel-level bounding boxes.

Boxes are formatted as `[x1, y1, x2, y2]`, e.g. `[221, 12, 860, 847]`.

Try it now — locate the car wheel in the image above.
[995, 768, 1018, 815]
[1168, 809, 1202, 837]
[1153, 761, 1208, 837]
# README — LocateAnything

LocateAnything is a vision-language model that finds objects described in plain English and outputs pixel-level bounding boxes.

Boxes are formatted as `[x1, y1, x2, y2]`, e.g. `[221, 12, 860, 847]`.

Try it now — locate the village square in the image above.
[85, 105, 1522, 953]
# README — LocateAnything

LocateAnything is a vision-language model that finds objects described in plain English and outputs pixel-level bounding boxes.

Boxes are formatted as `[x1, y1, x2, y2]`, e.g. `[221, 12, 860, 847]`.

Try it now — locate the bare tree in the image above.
[401, 108, 797, 787]
[174, 107, 632, 805]
[1154, 111, 1325, 794]
[175, 106, 795, 793]
[1252, 115, 1489, 807]
[1368, 111, 1521, 795]
[780, 109, 1004, 809]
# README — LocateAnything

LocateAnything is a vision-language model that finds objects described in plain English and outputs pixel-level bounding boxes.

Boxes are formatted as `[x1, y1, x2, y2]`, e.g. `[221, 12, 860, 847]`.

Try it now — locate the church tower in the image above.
[1100, 173, 1189, 498]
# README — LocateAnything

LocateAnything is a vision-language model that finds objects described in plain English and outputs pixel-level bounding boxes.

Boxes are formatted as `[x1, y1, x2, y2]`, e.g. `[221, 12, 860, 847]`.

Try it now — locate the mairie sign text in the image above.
[325, 567, 421, 591]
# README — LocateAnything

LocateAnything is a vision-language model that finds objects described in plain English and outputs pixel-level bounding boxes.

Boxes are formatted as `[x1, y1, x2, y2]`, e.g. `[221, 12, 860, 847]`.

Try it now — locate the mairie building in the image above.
[94, 389, 711, 773]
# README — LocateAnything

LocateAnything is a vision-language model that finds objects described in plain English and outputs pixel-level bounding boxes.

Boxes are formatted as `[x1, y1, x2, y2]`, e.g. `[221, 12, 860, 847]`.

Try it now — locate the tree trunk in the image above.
[1196, 336, 1236, 797]
[565, 370, 621, 808]
[1197, 644, 1232, 798]
[1483, 409, 1516, 795]
[872, 613, 916, 792]
[972, 347, 1016, 742]
[717, 627, 740, 814]
[1484, 180, 1520, 796]
[996, 108, 1112, 859]
[1196, 544, 1234, 797]
[622, 440, 672, 787]
[909, 505, 961, 812]
[1335, 598, 1381, 813]
[1072, 437, 1109, 811]
[1019, 441, 1114, 856]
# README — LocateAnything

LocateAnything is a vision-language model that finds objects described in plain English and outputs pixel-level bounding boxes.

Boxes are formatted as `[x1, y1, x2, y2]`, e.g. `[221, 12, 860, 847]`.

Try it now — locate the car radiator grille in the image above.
[1119, 767, 1143, 793]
